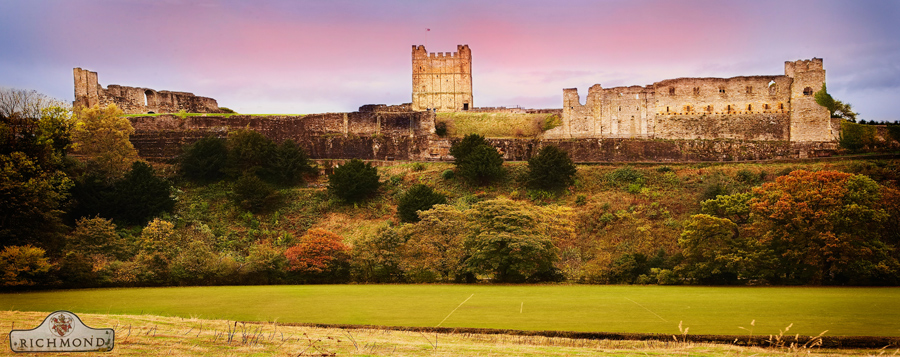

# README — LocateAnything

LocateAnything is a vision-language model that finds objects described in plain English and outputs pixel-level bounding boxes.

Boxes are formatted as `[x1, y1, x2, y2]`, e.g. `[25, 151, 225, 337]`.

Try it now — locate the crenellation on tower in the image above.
[411, 44, 473, 112]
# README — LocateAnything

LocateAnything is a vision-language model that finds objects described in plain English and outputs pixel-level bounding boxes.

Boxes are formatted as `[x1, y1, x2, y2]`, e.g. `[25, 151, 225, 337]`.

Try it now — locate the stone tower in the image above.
[785, 58, 834, 142]
[411, 45, 473, 112]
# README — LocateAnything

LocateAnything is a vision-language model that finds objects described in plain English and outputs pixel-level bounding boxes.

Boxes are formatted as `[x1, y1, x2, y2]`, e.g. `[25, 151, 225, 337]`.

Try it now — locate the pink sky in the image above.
[1, 0, 898, 120]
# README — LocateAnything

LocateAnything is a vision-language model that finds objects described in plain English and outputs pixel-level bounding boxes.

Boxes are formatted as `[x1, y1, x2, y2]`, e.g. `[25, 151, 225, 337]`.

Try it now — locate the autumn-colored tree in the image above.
[0, 245, 52, 287]
[748, 170, 896, 284]
[72, 104, 138, 181]
[284, 229, 350, 283]
[399, 204, 468, 282]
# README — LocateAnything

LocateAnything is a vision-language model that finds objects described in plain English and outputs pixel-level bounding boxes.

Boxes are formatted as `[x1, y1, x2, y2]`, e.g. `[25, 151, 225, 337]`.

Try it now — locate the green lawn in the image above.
[2, 285, 897, 337]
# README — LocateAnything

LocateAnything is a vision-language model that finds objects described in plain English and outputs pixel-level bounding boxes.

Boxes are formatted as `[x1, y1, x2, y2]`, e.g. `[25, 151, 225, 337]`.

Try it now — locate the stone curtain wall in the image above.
[547, 59, 834, 143]
[411, 45, 473, 112]
[73, 68, 221, 114]
[129, 112, 836, 163]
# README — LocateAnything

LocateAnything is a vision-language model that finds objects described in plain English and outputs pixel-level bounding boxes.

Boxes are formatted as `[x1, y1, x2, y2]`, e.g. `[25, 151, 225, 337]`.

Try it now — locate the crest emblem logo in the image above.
[49, 312, 74, 337]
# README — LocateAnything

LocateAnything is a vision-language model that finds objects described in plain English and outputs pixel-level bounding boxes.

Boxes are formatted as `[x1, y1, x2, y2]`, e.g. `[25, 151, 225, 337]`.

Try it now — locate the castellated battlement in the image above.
[73, 68, 221, 114]
[412, 45, 473, 112]
[546, 58, 837, 143]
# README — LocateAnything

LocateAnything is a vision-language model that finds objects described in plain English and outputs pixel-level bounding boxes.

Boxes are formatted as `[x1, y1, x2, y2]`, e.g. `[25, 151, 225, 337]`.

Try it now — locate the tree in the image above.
[0, 151, 72, 250]
[350, 227, 406, 283]
[396, 184, 447, 223]
[263, 139, 316, 186]
[462, 199, 561, 282]
[677, 214, 768, 284]
[399, 204, 469, 282]
[284, 229, 350, 283]
[0, 245, 52, 287]
[526, 145, 577, 191]
[72, 104, 138, 181]
[0, 87, 67, 121]
[748, 170, 896, 284]
[456, 144, 504, 185]
[225, 129, 275, 178]
[449, 134, 490, 164]
[111, 161, 176, 225]
[815, 84, 857, 122]
[232, 173, 280, 213]
[327, 159, 381, 203]
[66, 216, 126, 259]
[178, 136, 228, 183]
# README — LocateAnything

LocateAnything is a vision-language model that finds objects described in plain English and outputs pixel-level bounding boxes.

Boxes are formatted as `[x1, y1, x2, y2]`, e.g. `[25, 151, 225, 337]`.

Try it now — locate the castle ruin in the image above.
[73, 68, 221, 114]
[544, 58, 837, 143]
[411, 45, 473, 112]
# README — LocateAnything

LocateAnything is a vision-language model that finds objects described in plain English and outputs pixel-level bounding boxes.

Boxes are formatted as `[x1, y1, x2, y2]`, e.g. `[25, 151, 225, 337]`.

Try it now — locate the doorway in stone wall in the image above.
[463, 103, 469, 110]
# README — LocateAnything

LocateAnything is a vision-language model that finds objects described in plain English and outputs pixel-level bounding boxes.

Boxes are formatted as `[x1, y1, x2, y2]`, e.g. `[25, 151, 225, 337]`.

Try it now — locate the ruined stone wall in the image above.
[73, 68, 221, 114]
[129, 110, 436, 160]
[548, 59, 834, 143]
[412, 45, 473, 112]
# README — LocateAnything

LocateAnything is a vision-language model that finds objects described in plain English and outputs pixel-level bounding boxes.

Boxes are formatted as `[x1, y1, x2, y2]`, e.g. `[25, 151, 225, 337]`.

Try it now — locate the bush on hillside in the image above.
[262, 139, 316, 186]
[327, 159, 381, 203]
[526, 145, 577, 191]
[449, 134, 489, 163]
[179, 136, 228, 183]
[457, 145, 504, 185]
[225, 129, 275, 177]
[232, 173, 280, 213]
[397, 184, 448, 223]
[111, 161, 176, 225]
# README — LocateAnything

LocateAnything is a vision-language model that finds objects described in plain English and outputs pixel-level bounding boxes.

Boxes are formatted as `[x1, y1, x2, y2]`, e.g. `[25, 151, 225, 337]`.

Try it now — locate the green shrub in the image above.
[457, 145, 504, 185]
[226, 129, 275, 177]
[656, 166, 673, 173]
[112, 161, 176, 225]
[526, 145, 577, 191]
[441, 169, 455, 180]
[397, 184, 448, 223]
[232, 173, 280, 213]
[449, 134, 489, 163]
[179, 136, 228, 183]
[327, 159, 381, 203]
[607, 166, 644, 185]
[839, 120, 876, 152]
[434, 121, 448, 137]
[350, 227, 405, 283]
[575, 194, 587, 206]
[262, 139, 315, 186]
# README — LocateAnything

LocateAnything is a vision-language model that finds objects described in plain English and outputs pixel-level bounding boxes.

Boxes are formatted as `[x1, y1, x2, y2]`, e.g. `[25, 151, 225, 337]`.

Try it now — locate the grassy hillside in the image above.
[150, 157, 899, 284]
[436, 112, 560, 138]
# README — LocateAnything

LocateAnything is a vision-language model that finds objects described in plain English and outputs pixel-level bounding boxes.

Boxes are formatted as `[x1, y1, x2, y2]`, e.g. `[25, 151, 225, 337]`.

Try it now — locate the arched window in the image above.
[803, 87, 813, 96]
[144, 90, 154, 107]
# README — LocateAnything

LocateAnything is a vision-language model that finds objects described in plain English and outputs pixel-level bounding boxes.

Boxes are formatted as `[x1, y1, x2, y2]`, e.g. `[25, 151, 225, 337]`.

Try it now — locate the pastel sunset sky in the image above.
[1, 0, 898, 121]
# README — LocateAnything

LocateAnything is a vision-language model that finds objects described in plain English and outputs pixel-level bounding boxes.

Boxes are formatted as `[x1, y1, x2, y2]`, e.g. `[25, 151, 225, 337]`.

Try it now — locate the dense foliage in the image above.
[327, 159, 381, 203]
[396, 184, 447, 223]
[526, 145, 577, 191]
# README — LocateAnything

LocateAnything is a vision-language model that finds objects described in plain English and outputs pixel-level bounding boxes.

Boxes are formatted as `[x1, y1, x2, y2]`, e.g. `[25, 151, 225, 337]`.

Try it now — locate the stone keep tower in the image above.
[412, 45, 473, 112]
[785, 58, 834, 142]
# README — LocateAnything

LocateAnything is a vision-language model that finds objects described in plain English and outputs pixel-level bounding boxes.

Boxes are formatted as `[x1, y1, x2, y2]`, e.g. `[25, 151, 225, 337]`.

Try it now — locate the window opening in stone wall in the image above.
[684, 105, 692, 112]
[666, 106, 669, 113]
[768, 80, 776, 95]
[719, 88, 726, 94]
[669, 87, 675, 95]
[693, 87, 700, 95]
[463, 103, 469, 110]
[779, 103, 784, 110]
[618, 106, 621, 111]
[707, 105, 713, 112]
[144, 90, 153, 107]
[803, 87, 813, 96]
[748, 104, 752, 111]
[764, 104, 770, 110]
[635, 94, 639, 99]
[727, 105, 732, 111]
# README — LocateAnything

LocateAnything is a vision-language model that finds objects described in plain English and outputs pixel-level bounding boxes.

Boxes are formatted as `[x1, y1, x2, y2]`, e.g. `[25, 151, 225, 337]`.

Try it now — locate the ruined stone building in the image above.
[73, 68, 221, 114]
[411, 45, 473, 112]
[544, 58, 837, 143]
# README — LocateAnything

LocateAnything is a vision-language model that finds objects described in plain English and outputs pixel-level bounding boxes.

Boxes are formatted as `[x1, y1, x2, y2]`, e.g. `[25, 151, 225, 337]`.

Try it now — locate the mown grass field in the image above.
[2, 285, 898, 337]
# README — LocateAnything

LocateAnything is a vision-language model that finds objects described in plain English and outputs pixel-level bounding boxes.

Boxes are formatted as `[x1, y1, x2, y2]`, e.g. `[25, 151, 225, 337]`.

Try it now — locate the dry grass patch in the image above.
[1, 311, 882, 356]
